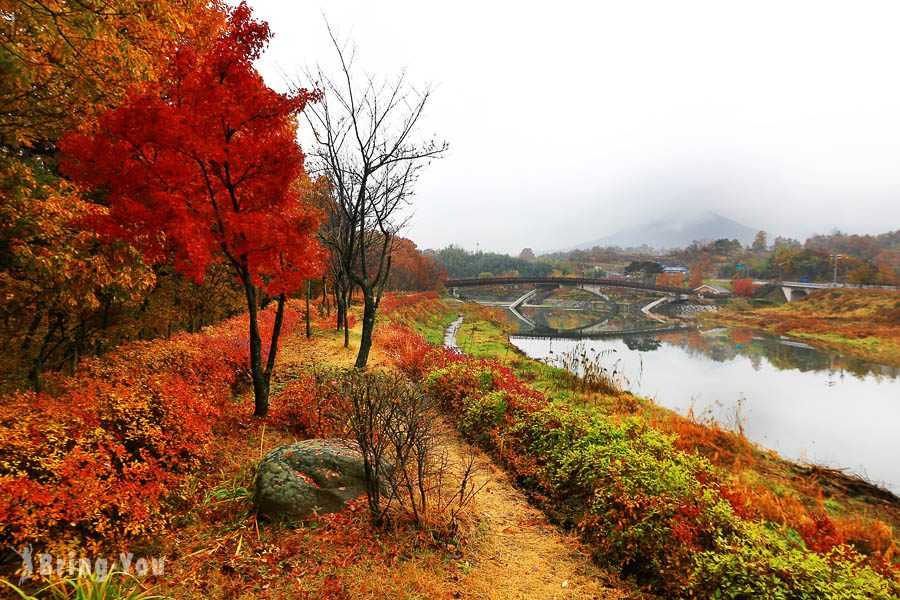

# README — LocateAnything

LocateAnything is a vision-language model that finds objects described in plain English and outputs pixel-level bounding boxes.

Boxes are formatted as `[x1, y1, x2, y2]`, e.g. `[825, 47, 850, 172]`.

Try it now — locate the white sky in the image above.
[246, 0, 900, 253]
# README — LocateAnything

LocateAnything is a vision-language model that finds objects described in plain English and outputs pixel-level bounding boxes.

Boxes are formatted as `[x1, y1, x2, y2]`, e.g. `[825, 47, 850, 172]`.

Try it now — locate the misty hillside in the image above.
[571, 211, 757, 251]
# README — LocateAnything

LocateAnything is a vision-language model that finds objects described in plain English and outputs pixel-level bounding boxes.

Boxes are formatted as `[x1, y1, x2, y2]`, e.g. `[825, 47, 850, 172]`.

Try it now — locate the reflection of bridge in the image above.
[446, 276, 693, 336]
[446, 276, 694, 298]
[511, 322, 695, 339]
[506, 302, 614, 335]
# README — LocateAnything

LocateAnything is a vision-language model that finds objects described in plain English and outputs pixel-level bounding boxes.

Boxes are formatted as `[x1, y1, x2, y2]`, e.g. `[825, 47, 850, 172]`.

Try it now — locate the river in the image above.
[504, 307, 900, 491]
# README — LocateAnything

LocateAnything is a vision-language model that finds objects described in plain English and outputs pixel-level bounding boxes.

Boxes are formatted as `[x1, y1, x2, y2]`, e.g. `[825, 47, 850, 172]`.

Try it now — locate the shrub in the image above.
[459, 390, 508, 438]
[277, 370, 350, 438]
[690, 524, 899, 599]
[732, 278, 756, 298]
[376, 323, 436, 379]
[0, 304, 299, 551]
[279, 367, 481, 537]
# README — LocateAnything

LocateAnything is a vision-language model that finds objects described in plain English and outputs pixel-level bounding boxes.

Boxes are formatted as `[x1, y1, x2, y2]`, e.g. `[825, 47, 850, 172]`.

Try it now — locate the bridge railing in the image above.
[444, 276, 692, 296]
[772, 281, 900, 291]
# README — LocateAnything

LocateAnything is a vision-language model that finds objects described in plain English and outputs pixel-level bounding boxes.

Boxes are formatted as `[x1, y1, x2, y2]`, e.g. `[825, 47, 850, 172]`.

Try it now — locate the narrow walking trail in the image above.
[444, 434, 627, 599]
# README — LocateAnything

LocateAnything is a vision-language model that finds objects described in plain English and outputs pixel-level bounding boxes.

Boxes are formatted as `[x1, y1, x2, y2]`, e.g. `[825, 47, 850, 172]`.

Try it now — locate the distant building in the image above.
[662, 266, 689, 274]
[694, 284, 731, 297]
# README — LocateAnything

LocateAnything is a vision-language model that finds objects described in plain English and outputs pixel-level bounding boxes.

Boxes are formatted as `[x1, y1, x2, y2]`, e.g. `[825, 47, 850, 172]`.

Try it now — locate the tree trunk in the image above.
[20, 309, 42, 351]
[305, 281, 312, 338]
[244, 282, 268, 416]
[335, 284, 345, 331]
[354, 287, 377, 369]
[243, 285, 288, 418]
[335, 281, 351, 348]
[343, 297, 350, 348]
[264, 294, 287, 380]
[321, 277, 330, 316]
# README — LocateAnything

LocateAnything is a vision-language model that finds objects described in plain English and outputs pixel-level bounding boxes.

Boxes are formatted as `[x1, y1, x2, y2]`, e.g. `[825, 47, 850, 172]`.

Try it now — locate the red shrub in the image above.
[380, 291, 438, 314]
[732, 278, 756, 297]
[0, 303, 300, 551]
[276, 373, 348, 438]
[376, 323, 435, 378]
[799, 512, 842, 553]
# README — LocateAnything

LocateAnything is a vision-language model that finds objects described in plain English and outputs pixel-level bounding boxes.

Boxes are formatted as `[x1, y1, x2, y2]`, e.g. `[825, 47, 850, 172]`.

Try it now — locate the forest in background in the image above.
[434, 229, 900, 286]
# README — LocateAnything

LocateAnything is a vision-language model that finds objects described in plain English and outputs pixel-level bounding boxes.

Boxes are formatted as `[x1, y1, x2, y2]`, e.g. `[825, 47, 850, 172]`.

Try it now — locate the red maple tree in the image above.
[61, 3, 323, 416]
[732, 278, 756, 297]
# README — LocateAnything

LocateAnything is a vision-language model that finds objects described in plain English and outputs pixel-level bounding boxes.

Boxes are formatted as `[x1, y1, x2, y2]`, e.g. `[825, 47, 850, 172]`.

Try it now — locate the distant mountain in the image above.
[570, 211, 757, 251]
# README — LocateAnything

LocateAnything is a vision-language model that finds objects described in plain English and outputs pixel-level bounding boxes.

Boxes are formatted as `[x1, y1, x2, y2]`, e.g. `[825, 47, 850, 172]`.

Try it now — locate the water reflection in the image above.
[509, 304, 897, 380]
[654, 329, 899, 380]
[510, 329, 900, 490]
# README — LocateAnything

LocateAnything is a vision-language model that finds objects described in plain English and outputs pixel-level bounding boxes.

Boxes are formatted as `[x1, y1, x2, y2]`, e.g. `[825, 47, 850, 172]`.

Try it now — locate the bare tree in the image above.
[296, 29, 447, 368]
[311, 368, 483, 532]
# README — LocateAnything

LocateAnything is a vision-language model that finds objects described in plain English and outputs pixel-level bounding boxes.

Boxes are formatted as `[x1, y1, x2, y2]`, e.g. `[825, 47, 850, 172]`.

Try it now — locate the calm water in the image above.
[510, 326, 900, 491]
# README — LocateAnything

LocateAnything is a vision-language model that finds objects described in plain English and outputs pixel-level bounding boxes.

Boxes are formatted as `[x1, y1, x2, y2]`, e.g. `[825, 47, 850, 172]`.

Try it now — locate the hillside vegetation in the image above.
[712, 289, 900, 365]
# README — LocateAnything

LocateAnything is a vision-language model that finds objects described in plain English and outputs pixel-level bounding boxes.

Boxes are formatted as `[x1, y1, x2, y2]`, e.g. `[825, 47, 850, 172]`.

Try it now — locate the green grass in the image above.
[453, 320, 513, 359]
[788, 331, 884, 351]
[392, 298, 460, 347]
[412, 308, 460, 346]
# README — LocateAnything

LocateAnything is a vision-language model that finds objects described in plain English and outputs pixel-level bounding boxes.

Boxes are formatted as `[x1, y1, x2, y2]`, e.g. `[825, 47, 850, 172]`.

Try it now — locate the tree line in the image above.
[433, 245, 573, 279]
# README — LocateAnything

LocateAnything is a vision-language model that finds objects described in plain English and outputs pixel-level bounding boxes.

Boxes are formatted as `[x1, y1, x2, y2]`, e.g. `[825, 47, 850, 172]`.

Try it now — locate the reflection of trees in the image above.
[749, 354, 763, 371]
[513, 306, 899, 381]
[624, 336, 661, 352]
[660, 330, 898, 379]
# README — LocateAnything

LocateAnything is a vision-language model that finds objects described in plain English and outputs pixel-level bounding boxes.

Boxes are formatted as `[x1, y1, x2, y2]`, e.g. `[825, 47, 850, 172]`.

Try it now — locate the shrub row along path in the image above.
[272, 324, 629, 599]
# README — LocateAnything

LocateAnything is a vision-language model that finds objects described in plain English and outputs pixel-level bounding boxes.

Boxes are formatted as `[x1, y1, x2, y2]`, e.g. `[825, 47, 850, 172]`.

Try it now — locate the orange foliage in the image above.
[732, 277, 756, 297]
[376, 323, 437, 379]
[729, 328, 754, 346]
[0, 304, 299, 551]
[655, 272, 686, 288]
[387, 239, 445, 291]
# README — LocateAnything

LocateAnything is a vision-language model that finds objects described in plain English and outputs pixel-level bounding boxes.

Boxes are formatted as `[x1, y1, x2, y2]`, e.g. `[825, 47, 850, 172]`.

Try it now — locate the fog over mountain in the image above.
[569, 211, 757, 252]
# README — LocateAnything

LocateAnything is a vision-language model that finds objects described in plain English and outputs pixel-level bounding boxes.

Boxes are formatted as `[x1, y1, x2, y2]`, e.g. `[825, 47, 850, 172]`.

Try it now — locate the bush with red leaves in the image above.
[0, 304, 299, 551]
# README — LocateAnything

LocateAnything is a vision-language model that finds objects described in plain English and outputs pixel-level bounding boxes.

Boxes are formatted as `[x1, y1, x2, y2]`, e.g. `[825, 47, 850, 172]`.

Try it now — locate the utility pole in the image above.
[831, 253, 843, 286]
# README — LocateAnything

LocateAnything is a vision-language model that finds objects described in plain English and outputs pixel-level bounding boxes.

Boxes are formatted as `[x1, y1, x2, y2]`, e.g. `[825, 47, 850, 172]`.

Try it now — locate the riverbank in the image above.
[391, 296, 899, 596]
[706, 289, 900, 366]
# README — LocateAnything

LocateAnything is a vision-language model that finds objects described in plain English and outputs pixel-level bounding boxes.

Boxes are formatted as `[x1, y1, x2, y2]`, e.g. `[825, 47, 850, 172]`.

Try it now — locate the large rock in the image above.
[254, 439, 371, 521]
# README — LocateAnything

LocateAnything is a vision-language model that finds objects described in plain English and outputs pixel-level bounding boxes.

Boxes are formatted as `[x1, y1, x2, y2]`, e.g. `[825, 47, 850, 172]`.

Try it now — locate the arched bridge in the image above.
[445, 276, 695, 298]
[446, 276, 694, 336]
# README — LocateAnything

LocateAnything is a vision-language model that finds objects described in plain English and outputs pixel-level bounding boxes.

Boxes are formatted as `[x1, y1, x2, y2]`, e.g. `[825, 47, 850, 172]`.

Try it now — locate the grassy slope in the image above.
[709, 289, 900, 366]
[423, 300, 900, 555]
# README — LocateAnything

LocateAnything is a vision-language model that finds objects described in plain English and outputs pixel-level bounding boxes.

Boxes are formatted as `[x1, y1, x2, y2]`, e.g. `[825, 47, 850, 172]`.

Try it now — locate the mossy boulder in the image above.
[254, 439, 370, 520]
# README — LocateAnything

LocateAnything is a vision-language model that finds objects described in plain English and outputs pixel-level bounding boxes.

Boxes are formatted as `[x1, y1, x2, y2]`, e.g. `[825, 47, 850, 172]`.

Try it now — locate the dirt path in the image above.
[273, 327, 629, 599]
[446, 435, 627, 599]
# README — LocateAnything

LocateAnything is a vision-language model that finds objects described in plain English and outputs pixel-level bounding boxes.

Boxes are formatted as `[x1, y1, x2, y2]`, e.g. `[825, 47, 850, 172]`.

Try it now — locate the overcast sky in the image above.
[246, 0, 900, 254]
